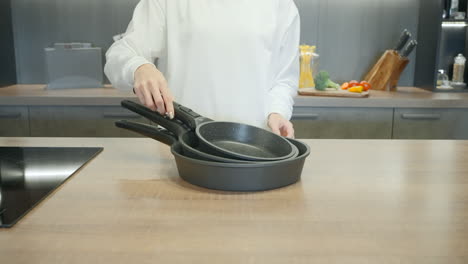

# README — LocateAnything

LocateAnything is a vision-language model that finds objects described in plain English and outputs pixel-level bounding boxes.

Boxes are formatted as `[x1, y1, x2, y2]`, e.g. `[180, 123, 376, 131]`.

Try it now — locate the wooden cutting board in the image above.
[298, 88, 370, 98]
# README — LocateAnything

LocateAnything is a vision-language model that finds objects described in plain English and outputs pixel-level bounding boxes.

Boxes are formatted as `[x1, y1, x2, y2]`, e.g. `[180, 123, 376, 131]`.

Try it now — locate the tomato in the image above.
[348, 80, 359, 88]
[341, 82, 350, 90]
[360, 81, 371, 91]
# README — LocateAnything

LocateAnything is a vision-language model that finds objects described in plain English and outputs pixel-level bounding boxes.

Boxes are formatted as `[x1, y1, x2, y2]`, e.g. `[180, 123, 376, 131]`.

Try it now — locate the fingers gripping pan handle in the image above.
[115, 120, 177, 146]
[121, 100, 187, 137]
[173, 102, 213, 130]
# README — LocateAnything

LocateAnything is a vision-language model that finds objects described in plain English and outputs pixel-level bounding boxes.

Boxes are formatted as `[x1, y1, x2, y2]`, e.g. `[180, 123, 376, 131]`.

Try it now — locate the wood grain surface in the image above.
[0, 138, 467, 264]
[298, 88, 370, 98]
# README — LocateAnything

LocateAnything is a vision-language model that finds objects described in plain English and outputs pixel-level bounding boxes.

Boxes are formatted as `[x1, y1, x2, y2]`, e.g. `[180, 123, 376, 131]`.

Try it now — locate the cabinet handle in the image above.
[292, 113, 320, 120]
[401, 113, 441, 120]
[0, 112, 21, 119]
[102, 112, 141, 119]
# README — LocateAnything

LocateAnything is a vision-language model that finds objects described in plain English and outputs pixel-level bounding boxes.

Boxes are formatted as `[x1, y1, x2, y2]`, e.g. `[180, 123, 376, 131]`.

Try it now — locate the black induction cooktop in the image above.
[0, 147, 103, 228]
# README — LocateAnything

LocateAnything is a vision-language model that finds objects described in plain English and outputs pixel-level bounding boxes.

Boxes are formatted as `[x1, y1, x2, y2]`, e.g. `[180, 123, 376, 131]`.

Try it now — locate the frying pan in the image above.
[121, 100, 295, 162]
[119, 100, 298, 163]
[172, 102, 296, 161]
[116, 123, 310, 192]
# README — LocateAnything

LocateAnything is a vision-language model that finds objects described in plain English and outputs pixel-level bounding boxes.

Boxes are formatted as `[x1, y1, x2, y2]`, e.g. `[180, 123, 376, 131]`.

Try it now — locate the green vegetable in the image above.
[314, 71, 330, 91]
[314, 71, 340, 91]
[327, 79, 340, 89]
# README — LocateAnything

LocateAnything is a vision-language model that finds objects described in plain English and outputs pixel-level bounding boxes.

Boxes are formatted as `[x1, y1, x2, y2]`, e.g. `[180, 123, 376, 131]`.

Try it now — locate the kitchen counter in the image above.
[1, 137, 467, 263]
[2, 85, 468, 108]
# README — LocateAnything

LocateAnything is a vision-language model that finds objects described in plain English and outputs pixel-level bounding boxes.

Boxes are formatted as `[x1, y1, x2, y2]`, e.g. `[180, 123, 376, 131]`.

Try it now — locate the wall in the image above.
[295, 0, 420, 85]
[11, 0, 140, 84]
[0, 0, 17, 86]
[11, 0, 420, 85]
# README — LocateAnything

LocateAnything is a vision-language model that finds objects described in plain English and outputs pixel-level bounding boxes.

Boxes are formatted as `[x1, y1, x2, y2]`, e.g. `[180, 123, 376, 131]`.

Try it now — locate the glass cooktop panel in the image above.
[0, 147, 103, 228]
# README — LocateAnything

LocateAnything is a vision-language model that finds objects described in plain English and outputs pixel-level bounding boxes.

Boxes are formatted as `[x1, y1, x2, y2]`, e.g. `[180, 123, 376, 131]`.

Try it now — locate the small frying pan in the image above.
[116, 124, 310, 192]
[171, 102, 295, 161]
[117, 120, 273, 164]
[120, 100, 298, 162]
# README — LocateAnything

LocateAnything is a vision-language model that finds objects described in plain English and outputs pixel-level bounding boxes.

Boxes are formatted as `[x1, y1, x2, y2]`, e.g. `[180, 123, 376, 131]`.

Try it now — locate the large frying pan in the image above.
[116, 122, 310, 192]
[121, 100, 295, 162]
[119, 100, 298, 163]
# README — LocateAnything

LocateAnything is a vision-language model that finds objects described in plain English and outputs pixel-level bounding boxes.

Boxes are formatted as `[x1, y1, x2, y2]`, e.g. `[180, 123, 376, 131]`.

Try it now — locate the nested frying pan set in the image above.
[116, 100, 310, 192]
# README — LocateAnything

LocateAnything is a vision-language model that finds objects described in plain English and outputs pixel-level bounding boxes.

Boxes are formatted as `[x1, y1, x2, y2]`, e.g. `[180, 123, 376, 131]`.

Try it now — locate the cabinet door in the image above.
[393, 108, 468, 139]
[0, 107, 30, 136]
[291, 107, 393, 139]
[29, 106, 149, 137]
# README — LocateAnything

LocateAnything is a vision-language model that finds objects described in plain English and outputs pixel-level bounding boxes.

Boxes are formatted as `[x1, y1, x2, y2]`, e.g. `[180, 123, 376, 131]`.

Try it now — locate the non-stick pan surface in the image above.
[123, 126, 310, 192]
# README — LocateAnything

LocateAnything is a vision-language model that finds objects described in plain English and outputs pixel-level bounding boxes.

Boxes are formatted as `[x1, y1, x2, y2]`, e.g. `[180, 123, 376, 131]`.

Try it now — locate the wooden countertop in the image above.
[0, 84, 136, 106]
[1, 137, 467, 263]
[2, 85, 468, 108]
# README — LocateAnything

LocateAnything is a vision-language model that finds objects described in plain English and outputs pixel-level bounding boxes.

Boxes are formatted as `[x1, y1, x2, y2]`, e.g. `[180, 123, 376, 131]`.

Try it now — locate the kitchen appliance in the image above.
[116, 125, 310, 192]
[45, 43, 103, 89]
[0, 147, 102, 228]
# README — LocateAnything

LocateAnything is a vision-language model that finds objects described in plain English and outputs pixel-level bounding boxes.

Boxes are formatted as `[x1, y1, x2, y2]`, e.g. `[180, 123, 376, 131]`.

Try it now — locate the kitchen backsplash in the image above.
[10, 0, 419, 85]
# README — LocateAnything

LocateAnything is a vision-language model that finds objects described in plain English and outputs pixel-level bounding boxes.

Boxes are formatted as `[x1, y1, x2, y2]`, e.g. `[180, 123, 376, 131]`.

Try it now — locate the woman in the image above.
[105, 0, 300, 137]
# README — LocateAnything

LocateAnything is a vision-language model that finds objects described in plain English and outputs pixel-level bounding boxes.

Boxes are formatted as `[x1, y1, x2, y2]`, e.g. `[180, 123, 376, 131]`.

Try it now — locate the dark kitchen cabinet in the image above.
[0, 106, 29, 136]
[29, 106, 148, 137]
[416, 0, 468, 92]
[291, 107, 394, 139]
[0, 0, 17, 86]
[393, 108, 468, 139]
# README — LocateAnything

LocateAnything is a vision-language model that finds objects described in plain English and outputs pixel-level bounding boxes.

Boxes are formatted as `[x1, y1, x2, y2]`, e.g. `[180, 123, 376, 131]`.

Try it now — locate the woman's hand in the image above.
[268, 113, 295, 138]
[134, 64, 175, 118]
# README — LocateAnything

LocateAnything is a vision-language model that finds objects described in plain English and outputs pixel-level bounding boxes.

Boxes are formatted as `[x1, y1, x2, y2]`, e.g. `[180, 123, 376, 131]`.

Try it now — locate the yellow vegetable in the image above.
[348, 86, 363, 93]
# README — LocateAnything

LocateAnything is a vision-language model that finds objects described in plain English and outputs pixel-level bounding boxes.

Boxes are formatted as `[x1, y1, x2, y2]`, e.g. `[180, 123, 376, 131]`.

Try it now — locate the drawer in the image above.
[291, 107, 393, 139]
[393, 108, 468, 139]
[0, 106, 30, 137]
[29, 106, 149, 137]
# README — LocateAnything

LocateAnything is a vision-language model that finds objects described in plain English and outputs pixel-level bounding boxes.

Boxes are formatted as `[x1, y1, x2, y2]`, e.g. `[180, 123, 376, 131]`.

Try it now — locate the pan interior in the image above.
[198, 122, 292, 157]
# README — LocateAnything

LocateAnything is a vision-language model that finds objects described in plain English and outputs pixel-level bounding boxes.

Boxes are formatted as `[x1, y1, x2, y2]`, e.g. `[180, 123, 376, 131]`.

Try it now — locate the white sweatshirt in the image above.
[105, 0, 300, 128]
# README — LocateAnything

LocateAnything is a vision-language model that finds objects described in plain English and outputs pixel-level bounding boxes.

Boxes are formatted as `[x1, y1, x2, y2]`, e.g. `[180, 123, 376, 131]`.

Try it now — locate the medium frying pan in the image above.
[116, 124, 310, 192]
[120, 100, 298, 162]
[172, 102, 295, 161]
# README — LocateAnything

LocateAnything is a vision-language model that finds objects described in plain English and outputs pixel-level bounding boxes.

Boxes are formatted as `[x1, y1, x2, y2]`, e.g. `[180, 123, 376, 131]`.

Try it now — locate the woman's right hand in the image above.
[133, 64, 175, 119]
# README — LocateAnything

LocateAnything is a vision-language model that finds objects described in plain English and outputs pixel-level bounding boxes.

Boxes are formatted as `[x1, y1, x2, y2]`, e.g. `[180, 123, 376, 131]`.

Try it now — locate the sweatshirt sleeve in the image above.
[104, 0, 166, 91]
[267, 3, 300, 121]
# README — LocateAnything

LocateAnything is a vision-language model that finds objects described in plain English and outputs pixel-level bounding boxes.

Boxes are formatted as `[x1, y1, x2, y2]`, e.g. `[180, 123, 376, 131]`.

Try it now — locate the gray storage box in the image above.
[45, 43, 103, 89]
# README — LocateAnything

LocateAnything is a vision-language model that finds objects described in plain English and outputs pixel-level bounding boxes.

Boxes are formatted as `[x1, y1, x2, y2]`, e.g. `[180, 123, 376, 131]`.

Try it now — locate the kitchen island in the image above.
[1, 137, 467, 263]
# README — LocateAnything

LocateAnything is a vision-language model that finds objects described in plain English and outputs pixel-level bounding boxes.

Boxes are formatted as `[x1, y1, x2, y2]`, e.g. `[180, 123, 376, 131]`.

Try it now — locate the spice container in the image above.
[452, 53, 466, 84]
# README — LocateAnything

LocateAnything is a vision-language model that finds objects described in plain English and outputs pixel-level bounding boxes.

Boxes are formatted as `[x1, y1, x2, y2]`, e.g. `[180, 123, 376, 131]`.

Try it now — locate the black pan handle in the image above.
[115, 120, 177, 146]
[173, 102, 213, 130]
[121, 100, 187, 137]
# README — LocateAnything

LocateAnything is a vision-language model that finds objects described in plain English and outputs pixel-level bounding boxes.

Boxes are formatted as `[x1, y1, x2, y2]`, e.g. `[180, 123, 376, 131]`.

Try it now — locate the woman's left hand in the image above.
[268, 113, 295, 138]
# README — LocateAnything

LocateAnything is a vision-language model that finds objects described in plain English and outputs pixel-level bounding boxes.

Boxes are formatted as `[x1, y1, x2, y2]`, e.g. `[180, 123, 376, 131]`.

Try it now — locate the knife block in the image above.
[363, 50, 409, 91]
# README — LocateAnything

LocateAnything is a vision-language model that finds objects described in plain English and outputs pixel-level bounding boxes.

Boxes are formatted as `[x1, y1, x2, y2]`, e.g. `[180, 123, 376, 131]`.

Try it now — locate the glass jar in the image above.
[452, 53, 466, 84]
[437, 69, 452, 89]
[299, 45, 319, 89]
